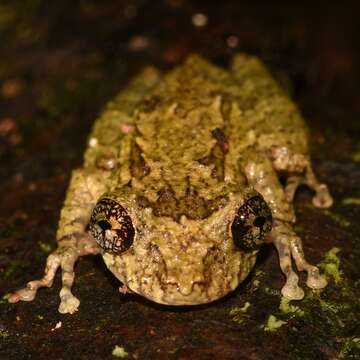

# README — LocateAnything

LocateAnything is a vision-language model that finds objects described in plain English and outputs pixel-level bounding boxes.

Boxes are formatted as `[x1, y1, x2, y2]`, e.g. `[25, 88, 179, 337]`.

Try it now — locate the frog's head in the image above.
[89, 188, 272, 305]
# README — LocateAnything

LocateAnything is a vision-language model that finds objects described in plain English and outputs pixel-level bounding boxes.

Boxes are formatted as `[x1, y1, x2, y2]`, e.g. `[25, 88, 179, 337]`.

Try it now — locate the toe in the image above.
[58, 295, 80, 314]
[281, 283, 304, 300]
[312, 184, 333, 208]
[306, 273, 328, 289]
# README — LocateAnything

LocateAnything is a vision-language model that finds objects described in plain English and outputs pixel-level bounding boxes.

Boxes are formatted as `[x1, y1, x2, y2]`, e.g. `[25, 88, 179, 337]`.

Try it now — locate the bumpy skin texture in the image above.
[9, 54, 333, 314]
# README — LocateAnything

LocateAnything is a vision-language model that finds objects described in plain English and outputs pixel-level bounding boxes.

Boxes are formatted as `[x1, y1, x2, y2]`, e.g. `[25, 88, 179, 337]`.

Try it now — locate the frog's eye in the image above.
[231, 195, 272, 251]
[89, 198, 134, 254]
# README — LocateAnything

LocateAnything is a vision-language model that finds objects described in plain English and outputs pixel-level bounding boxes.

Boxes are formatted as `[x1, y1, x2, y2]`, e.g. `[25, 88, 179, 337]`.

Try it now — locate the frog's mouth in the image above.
[102, 247, 256, 306]
[155, 281, 223, 305]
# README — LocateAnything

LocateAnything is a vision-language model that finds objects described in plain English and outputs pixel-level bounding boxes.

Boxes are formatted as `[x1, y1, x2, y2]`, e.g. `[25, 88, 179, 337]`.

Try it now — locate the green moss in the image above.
[339, 337, 360, 359]
[342, 197, 360, 206]
[264, 287, 281, 296]
[279, 297, 304, 317]
[230, 301, 251, 324]
[38, 241, 52, 253]
[0, 329, 9, 338]
[112, 345, 128, 358]
[250, 269, 263, 291]
[0, 293, 11, 305]
[318, 247, 342, 284]
[252, 279, 260, 289]
[263, 314, 287, 332]
[285, 250, 360, 359]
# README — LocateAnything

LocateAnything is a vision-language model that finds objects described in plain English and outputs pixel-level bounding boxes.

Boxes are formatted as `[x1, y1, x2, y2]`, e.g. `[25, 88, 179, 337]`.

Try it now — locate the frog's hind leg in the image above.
[8, 234, 100, 314]
[303, 163, 333, 208]
[270, 146, 333, 209]
[283, 169, 332, 209]
[283, 175, 303, 203]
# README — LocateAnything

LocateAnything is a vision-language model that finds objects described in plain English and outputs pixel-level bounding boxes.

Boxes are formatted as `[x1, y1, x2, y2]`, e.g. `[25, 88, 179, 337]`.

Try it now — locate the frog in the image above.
[8, 54, 333, 314]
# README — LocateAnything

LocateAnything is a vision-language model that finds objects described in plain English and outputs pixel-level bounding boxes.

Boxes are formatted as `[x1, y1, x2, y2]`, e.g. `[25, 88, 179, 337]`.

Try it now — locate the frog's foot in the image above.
[271, 229, 305, 300]
[285, 177, 332, 209]
[271, 221, 327, 298]
[302, 164, 333, 208]
[311, 183, 333, 209]
[281, 272, 304, 300]
[8, 234, 100, 314]
[289, 236, 328, 289]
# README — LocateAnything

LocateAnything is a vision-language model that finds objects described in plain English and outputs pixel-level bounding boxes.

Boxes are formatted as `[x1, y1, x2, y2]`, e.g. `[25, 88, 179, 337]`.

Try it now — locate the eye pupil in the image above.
[98, 220, 112, 231]
[253, 216, 266, 228]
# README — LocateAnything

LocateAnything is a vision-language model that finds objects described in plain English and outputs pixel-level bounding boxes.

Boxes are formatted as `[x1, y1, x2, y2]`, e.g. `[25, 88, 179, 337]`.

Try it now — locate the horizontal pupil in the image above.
[98, 220, 112, 231]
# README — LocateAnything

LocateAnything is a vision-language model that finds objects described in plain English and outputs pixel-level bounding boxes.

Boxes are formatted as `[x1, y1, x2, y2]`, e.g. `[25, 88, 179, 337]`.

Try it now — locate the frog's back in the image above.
[126, 57, 235, 210]
[84, 54, 309, 198]
[144, 54, 307, 152]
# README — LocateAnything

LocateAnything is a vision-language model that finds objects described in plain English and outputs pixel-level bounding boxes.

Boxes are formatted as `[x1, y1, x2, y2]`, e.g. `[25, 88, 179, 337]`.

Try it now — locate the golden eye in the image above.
[231, 195, 272, 251]
[89, 198, 134, 254]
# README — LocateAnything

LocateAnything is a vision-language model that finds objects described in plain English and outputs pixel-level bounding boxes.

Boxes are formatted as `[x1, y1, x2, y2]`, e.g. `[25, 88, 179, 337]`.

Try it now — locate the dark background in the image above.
[0, 1, 359, 359]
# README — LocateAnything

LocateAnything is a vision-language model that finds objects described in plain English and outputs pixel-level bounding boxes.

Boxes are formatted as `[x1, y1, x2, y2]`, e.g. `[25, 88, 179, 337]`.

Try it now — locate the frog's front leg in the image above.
[270, 221, 327, 299]
[9, 169, 106, 314]
[242, 152, 327, 299]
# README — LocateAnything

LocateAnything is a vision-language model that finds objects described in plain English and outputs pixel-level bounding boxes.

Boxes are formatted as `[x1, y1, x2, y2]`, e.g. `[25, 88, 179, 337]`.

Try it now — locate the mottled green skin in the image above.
[9, 54, 332, 313]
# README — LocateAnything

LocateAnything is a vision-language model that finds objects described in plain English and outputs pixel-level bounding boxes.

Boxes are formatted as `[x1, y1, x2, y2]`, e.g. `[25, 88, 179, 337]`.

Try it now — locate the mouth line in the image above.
[126, 280, 213, 305]
[164, 281, 208, 296]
